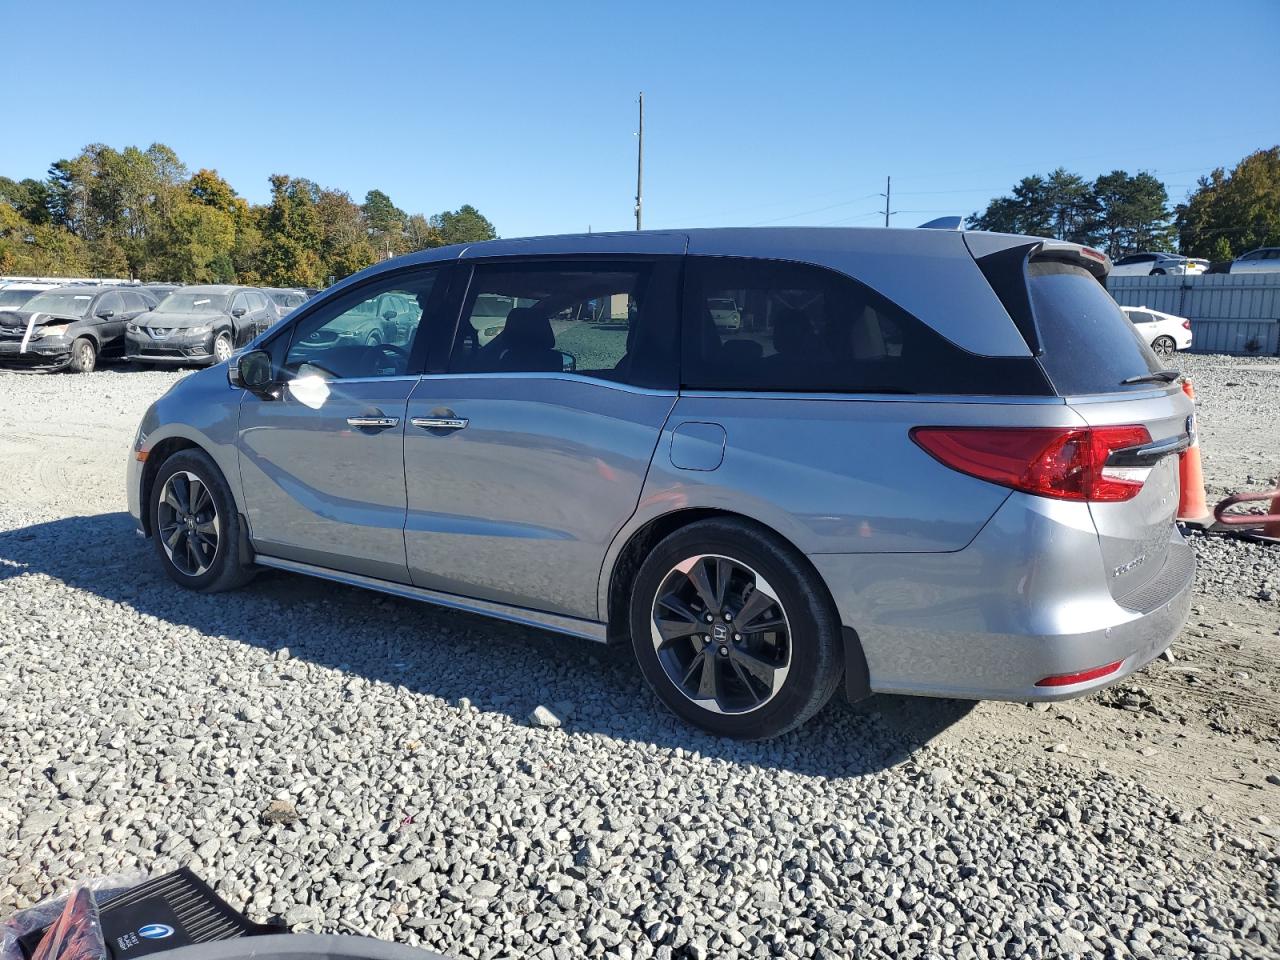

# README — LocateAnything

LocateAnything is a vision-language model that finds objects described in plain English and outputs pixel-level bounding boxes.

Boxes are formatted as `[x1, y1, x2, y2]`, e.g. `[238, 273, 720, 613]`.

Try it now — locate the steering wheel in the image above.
[369, 341, 410, 375]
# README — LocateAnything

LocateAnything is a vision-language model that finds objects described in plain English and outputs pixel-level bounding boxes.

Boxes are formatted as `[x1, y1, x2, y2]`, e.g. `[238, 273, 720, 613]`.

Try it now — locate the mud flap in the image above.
[842, 626, 871, 702]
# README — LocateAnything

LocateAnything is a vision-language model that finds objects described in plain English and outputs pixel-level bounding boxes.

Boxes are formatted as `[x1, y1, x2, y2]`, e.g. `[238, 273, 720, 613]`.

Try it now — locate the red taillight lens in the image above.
[1035, 660, 1124, 687]
[910, 425, 1152, 502]
[1181, 320, 1191, 330]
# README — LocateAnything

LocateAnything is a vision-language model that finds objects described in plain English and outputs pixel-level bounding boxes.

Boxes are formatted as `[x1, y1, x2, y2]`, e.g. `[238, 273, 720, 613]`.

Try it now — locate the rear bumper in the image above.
[811, 492, 1194, 702]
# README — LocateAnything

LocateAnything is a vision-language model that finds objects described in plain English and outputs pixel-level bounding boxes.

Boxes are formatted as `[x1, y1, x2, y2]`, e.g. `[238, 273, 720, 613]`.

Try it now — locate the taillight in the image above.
[910, 425, 1153, 502]
[1181, 320, 1191, 330]
[1036, 660, 1124, 687]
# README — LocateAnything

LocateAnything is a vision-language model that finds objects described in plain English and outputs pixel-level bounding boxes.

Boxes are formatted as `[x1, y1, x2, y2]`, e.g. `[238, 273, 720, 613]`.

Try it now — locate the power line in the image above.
[747, 193, 880, 226]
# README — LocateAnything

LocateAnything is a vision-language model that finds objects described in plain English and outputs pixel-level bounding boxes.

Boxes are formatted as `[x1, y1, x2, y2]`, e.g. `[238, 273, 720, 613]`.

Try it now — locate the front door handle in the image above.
[411, 416, 469, 431]
[346, 416, 400, 429]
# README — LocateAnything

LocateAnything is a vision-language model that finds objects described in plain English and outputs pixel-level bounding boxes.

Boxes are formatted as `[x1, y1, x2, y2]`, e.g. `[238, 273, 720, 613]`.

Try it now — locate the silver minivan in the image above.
[127, 228, 1195, 738]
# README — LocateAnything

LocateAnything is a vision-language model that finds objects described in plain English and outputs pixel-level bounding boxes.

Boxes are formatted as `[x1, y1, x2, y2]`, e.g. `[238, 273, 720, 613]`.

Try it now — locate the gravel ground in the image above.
[1, 357, 1278, 960]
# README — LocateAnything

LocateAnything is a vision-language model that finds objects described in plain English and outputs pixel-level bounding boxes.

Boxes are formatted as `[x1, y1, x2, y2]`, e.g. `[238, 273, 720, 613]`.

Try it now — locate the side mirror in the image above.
[97, 310, 115, 319]
[231, 306, 247, 318]
[228, 348, 273, 394]
[559, 351, 577, 373]
[382, 309, 397, 321]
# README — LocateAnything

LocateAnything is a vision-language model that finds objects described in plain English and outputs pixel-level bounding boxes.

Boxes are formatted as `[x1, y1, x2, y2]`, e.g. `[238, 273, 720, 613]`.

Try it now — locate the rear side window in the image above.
[449, 259, 680, 389]
[1029, 261, 1163, 394]
[682, 257, 1049, 395]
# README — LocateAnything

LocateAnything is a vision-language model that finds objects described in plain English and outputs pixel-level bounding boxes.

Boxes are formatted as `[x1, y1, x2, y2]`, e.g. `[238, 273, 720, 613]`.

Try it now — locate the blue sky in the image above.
[3, 0, 1276, 238]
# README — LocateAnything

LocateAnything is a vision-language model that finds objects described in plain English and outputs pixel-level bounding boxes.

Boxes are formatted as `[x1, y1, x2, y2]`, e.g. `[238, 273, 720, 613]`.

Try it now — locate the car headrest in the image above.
[502, 307, 554, 351]
[772, 308, 815, 355]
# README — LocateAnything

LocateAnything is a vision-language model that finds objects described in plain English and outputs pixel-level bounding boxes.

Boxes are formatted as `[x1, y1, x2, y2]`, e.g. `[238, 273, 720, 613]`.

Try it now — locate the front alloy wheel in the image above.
[651, 554, 791, 714]
[156, 470, 221, 576]
[213, 333, 234, 363]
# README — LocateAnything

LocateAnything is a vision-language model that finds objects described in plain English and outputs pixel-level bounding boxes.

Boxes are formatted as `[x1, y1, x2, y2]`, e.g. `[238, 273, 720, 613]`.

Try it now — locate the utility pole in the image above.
[634, 92, 644, 231]
[881, 175, 892, 227]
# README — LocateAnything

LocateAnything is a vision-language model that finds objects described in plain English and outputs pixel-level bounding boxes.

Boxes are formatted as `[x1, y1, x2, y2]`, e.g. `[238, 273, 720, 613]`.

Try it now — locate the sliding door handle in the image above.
[411, 416, 469, 431]
[346, 416, 400, 429]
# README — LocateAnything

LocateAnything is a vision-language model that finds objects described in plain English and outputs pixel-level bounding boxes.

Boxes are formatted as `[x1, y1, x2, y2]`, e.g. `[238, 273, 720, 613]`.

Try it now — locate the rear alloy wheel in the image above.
[68, 337, 97, 373]
[150, 449, 254, 592]
[630, 518, 843, 739]
[213, 333, 234, 363]
[1152, 335, 1176, 357]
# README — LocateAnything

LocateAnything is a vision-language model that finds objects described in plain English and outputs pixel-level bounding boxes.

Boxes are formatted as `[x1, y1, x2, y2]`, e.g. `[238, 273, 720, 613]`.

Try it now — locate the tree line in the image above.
[0, 142, 497, 287]
[967, 146, 1279, 261]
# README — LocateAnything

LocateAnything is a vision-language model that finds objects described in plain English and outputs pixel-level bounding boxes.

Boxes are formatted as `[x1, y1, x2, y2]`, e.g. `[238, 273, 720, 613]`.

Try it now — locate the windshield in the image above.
[0, 288, 42, 309]
[155, 291, 229, 313]
[270, 291, 305, 308]
[20, 290, 95, 317]
[708, 298, 737, 310]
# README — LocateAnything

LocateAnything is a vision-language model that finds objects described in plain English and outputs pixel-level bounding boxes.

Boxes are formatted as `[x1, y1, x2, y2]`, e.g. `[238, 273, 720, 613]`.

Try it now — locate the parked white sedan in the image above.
[1229, 247, 1280, 274]
[1110, 253, 1205, 277]
[1121, 305, 1193, 357]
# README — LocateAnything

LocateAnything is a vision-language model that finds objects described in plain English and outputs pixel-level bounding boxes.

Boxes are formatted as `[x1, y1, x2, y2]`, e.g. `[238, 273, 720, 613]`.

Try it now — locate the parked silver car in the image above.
[126, 228, 1195, 738]
[1228, 247, 1280, 274]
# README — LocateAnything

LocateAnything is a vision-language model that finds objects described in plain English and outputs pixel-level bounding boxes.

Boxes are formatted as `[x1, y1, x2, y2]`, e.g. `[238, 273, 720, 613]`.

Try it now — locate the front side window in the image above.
[682, 257, 1048, 395]
[96, 293, 123, 317]
[448, 260, 678, 387]
[283, 270, 437, 379]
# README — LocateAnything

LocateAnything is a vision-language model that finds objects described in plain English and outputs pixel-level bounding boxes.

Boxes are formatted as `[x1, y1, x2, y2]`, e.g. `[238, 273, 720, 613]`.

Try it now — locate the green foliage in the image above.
[1, 143, 498, 286]
[968, 167, 1174, 255]
[430, 204, 498, 246]
[1176, 147, 1280, 259]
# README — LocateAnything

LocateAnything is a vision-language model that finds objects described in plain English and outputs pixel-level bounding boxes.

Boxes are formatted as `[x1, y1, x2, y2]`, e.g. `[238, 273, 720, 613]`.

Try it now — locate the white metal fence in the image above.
[1107, 274, 1280, 356]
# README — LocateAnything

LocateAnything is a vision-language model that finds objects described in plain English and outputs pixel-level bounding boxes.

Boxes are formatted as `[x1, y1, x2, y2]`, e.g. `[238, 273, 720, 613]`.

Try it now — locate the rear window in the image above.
[1028, 260, 1163, 394]
[682, 257, 1049, 395]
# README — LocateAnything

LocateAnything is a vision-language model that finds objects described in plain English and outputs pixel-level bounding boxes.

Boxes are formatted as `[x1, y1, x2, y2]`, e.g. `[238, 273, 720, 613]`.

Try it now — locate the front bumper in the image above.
[811, 492, 1194, 702]
[125, 328, 216, 365]
[0, 337, 72, 370]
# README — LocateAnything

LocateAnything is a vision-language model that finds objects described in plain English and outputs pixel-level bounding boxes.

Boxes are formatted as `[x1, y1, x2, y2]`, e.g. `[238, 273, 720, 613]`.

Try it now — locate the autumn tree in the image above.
[1177, 147, 1280, 260]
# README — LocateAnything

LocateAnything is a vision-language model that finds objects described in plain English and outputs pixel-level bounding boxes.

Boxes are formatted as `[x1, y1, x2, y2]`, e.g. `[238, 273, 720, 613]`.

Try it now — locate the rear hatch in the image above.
[1024, 248, 1193, 606]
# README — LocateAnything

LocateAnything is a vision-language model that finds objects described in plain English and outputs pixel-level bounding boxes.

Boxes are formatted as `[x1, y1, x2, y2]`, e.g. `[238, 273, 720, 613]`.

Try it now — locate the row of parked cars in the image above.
[0, 280, 316, 373]
[1110, 246, 1280, 277]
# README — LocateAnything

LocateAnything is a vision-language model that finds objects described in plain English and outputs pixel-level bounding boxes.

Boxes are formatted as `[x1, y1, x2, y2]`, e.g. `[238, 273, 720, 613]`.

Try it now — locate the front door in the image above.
[237, 266, 445, 582]
[403, 257, 680, 620]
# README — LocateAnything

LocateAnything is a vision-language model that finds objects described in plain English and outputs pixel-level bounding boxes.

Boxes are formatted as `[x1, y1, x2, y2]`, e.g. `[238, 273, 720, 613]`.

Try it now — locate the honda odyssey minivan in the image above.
[127, 227, 1194, 739]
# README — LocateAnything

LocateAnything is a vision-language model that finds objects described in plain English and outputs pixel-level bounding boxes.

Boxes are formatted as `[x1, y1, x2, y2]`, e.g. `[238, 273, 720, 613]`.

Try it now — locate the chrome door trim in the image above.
[676, 389, 1069, 405]
[253, 554, 609, 643]
[345, 416, 401, 428]
[416, 370, 679, 398]
[410, 416, 469, 430]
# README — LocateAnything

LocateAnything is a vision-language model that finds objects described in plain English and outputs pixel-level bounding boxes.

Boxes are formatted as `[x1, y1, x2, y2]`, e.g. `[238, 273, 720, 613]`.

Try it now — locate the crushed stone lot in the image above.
[1, 355, 1278, 960]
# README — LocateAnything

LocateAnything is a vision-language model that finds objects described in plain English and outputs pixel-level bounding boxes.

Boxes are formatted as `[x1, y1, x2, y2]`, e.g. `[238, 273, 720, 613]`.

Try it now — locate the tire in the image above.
[1150, 268, 1166, 276]
[212, 332, 234, 364]
[629, 518, 843, 739]
[365, 330, 383, 347]
[149, 449, 254, 592]
[1152, 335, 1177, 358]
[68, 337, 97, 373]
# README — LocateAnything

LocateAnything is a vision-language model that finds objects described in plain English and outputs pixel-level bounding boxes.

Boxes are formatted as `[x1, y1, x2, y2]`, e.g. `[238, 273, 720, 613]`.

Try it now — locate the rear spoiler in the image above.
[1033, 239, 1111, 279]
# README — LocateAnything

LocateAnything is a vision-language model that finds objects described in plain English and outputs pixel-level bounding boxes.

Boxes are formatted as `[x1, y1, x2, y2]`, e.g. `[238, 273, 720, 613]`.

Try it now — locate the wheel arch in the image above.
[138, 437, 204, 536]
[601, 507, 870, 702]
